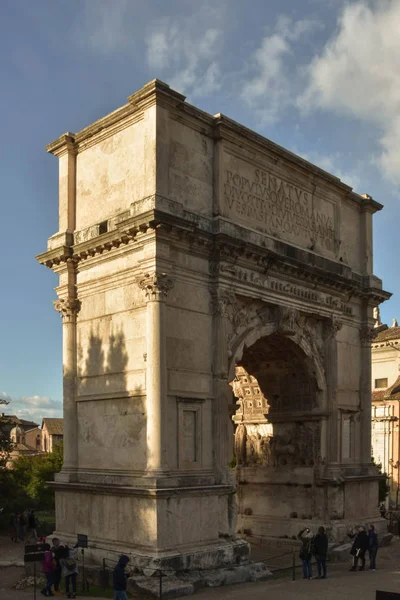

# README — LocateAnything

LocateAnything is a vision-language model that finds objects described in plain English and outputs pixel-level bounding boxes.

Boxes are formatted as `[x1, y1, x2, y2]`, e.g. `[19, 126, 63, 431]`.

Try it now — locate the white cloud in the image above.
[298, 1, 400, 184]
[145, 10, 224, 98]
[1, 395, 62, 425]
[241, 16, 322, 123]
[78, 0, 133, 54]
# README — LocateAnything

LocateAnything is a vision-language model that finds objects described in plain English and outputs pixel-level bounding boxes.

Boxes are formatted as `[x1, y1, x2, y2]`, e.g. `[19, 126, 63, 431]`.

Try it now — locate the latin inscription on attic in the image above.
[223, 161, 336, 252]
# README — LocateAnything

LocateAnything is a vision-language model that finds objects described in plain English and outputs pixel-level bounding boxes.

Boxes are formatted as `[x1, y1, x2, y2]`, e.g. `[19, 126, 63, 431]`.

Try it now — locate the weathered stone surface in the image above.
[37, 79, 390, 574]
[129, 575, 194, 599]
[128, 562, 271, 598]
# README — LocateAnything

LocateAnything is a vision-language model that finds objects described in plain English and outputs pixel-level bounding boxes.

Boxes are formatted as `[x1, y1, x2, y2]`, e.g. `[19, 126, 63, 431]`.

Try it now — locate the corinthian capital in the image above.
[139, 273, 174, 301]
[53, 298, 81, 321]
[359, 325, 377, 345]
[210, 289, 236, 318]
[323, 317, 342, 341]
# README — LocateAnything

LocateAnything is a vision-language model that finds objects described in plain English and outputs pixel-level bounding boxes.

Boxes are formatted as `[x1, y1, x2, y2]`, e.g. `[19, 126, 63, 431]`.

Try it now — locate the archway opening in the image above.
[230, 333, 322, 538]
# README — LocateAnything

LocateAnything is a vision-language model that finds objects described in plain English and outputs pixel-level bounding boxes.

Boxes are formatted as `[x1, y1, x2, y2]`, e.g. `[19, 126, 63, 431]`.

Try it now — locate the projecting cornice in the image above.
[46, 133, 77, 158]
[36, 203, 391, 305]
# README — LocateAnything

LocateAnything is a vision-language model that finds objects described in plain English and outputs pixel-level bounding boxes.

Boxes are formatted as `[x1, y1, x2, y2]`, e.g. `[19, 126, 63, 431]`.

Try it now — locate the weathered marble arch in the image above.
[37, 80, 390, 573]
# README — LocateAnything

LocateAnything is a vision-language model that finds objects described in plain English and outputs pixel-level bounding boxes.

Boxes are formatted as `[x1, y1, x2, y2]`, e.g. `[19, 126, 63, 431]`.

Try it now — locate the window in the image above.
[375, 378, 388, 389]
[99, 220, 108, 234]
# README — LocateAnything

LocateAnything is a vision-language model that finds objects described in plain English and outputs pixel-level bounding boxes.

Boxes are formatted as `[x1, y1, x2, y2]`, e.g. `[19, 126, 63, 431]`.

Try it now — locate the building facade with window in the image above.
[372, 317, 400, 505]
[41, 418, 63, 453]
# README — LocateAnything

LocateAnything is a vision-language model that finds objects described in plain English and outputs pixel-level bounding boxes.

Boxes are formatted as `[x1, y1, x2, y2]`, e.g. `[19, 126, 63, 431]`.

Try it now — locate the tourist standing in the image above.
[349, 526, 369, 571]
[60, 545, 79, 599]
[27, 510, 38, 542]
[18, 512, 26, 541]
[51, 538, 64, 595]
[298, 527, 314, 580]
[368, 524, 379, 570]
[9, 513, 18, 542]
[113, 555, 130, 600]
[313, 526, 329, 579]
[41, 543, 55, 597]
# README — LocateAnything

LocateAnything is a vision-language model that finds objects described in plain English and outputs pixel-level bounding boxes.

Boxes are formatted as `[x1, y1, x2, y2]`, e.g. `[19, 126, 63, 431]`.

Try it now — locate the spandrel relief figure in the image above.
[247, 433, 262, 466]
[235, 423, 247, 466]
[260, 435, 273, 466]
[270, 424, 315, 467]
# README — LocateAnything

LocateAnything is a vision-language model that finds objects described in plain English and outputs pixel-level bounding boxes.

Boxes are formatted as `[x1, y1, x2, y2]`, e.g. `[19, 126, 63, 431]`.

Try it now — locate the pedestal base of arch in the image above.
[51, 481, 254, 571]
[236, 470, 384, 543]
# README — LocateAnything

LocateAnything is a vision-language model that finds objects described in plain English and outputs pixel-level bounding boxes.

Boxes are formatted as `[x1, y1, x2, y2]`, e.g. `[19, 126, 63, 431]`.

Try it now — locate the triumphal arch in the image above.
[37, 80, 390, 570]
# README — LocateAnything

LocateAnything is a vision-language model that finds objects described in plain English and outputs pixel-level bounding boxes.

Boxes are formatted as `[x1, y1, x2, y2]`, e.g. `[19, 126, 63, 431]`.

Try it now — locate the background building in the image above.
[0, 414, 39, 437]
[0, 414, 63, 466]
[41, 418, 63, 453]
[372, 312, 400, 505]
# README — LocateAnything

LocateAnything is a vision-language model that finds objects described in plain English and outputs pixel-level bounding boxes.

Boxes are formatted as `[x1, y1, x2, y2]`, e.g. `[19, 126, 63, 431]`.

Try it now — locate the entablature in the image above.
[36, 205, 391, 307]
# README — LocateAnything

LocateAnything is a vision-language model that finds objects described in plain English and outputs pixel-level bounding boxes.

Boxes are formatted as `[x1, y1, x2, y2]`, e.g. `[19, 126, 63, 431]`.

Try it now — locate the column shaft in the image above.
[62, 316, 78, 473]
[54, 296, 80, 482]
[360, 341, 372, 464]
[146, 298, 167, 473]
[325, 333, 340, 465]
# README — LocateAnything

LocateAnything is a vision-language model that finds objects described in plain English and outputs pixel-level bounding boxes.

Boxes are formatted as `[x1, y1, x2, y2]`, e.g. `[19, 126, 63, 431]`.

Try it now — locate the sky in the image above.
[0, 0, 399, 424]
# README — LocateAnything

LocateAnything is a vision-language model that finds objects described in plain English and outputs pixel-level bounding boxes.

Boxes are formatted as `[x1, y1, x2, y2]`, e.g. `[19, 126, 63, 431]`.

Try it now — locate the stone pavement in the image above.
[1, 534, 400, 599]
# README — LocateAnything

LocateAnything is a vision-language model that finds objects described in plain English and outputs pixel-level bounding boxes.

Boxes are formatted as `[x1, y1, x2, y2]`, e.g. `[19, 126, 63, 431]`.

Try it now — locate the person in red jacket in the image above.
[41, 543, 55, 597]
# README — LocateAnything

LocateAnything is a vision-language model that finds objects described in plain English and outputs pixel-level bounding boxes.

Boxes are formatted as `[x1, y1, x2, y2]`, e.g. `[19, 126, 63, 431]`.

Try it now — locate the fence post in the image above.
[292, 548, 296, 581]
[33, 557, 36, 600]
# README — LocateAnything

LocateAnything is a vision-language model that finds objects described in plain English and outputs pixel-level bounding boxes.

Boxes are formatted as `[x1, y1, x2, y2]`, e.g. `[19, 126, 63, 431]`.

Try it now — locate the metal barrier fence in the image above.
[94, 544, 324, 598]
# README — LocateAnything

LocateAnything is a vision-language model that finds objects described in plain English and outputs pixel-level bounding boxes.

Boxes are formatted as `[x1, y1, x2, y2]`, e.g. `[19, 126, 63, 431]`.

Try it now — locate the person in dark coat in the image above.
[313, 526, 329, 579]
[368, 524, 379, 570]
[349, 526, 369, 571]
[113, 555, 130, 600]
[18, 512, 26, 541]
[27, 510, 38, 542]
[51, 538, 64, 595]
[9, 513, 18, 543]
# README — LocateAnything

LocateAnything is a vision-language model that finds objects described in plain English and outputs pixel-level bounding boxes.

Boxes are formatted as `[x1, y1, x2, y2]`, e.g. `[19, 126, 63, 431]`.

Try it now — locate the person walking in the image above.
[313, 526, 329, 579]
[298, 527, 314, 580]
[349, 526, 369, 571]
[368, 524, 379, 571]
[41, 543, 55, 597]
[113, 555, 130, 600]
[60, 545, 79, 599]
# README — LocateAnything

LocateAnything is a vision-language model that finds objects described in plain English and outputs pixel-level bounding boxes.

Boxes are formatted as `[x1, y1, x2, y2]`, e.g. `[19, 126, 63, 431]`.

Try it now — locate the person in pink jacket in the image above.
[41, 543, 55, 597]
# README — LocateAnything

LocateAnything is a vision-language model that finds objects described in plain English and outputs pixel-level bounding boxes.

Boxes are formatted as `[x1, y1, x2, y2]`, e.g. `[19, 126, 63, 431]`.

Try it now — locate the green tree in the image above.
[2, 443, 63, 514]
[25, 443, 63, 508]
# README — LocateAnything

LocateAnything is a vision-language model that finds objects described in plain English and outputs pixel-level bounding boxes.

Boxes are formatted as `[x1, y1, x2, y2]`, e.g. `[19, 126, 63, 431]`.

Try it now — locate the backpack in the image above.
[65, 558, 76, 572]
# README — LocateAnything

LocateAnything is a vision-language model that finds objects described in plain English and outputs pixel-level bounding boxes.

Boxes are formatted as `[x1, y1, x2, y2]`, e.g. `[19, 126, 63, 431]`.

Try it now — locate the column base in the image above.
[54, 469, 78, 483]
